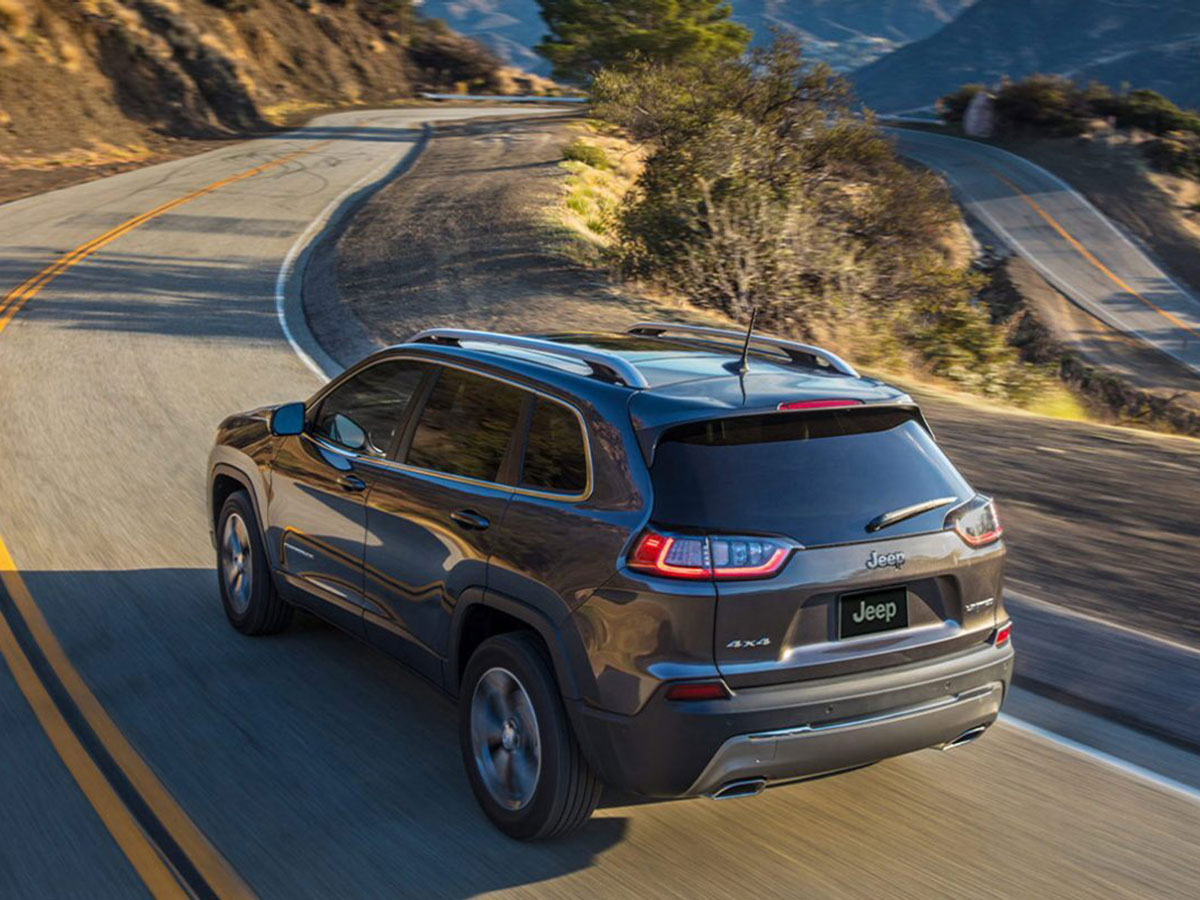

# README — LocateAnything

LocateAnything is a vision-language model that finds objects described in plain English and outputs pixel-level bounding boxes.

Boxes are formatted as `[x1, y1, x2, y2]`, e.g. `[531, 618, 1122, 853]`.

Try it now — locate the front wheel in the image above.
[459, 632, 601, 840]
[216, 490, 292, 635]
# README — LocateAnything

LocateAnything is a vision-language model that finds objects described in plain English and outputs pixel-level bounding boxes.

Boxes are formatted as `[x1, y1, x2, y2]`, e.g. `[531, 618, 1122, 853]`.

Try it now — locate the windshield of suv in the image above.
[650, 407, 972, 547]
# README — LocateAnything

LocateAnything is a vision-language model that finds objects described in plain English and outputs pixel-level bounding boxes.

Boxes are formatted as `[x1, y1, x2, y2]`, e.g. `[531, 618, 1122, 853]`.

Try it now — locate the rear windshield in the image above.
[650, 408, 971, 547]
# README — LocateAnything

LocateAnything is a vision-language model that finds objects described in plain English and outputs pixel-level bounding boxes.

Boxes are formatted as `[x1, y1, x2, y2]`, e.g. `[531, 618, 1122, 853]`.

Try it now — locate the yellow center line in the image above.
[0, 140, 332, 334]
[988, 167, 1200, 340]
[0, 574, 187, 899]
[0, 136, 342, 896]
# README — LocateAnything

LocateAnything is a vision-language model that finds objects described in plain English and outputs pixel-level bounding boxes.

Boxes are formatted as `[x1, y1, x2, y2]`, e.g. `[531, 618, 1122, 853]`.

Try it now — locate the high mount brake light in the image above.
[628, 530, 793, 580]
[945, 495, 1003, 547]
[777, 399, 863, 411]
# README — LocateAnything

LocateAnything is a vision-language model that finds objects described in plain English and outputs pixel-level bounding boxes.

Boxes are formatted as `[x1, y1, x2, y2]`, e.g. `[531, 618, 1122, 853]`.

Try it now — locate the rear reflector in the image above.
[993, 622, 1012, 647]
[777, 399, 864, 411]
[665, 681, 730, 702]
[628, 530, 794, 580]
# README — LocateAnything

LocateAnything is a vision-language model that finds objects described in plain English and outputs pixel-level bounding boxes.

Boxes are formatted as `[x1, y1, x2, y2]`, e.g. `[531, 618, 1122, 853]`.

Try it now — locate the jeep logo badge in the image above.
[865, 550, 905, 570]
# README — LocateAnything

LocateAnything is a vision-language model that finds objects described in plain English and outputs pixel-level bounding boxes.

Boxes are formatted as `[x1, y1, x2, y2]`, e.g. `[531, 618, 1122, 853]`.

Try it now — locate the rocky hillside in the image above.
[852, 0, 1200, 112]
[416, 0, 974, 74]
[0, 0, 505, 163]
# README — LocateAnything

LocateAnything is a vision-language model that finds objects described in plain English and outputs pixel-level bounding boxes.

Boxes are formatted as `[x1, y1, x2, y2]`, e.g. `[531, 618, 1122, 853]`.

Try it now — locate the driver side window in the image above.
[311, 360, 426, 457]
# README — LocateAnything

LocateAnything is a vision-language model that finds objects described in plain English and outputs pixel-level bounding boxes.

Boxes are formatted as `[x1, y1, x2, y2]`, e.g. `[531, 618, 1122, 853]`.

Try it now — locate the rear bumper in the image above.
[568, 641, 1013, 798]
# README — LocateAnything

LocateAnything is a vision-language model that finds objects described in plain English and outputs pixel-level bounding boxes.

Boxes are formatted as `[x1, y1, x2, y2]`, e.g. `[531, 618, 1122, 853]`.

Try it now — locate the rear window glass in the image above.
[651, 408, 971, 547]
[407, 368, 524, 482]
[522, 399, 587, 494]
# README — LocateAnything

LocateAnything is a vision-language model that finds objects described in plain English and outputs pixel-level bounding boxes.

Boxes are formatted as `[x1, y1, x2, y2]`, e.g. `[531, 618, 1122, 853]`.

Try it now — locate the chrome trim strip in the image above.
[745, 684, 998, 742]
[408, 328, 651, 389]
[627, 321, 859, 377]
[283, 541, 314, 560]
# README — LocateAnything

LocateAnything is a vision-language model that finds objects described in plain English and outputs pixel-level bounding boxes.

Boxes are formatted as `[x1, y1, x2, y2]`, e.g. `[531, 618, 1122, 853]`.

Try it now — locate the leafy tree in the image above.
[535, 0, 750, 83]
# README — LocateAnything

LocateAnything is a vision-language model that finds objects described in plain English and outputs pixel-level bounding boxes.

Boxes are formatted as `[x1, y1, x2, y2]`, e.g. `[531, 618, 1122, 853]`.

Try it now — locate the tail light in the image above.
[945, 495, 1003, 547]
[628, 530, 794, 580]
[992, 622, 1012, 647]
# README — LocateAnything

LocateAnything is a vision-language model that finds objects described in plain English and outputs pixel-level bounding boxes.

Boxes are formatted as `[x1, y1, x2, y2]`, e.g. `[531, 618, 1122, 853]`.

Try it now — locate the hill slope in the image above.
[0, 0, 501, 163]
[852, 0, 1200, 112]
[416, 0, 975, 74]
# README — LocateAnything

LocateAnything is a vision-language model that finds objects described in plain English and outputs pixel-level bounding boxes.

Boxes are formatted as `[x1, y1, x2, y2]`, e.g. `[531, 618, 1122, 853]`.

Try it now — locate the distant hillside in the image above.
[416, 0, 974, 74]
[0, 0, 505, 162]
[416, 0, 550, 74]
[852, 0, 1200, 112]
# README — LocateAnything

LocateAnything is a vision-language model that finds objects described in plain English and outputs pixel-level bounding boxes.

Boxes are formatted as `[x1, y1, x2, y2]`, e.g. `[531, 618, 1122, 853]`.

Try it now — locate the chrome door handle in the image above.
[450, 509, 490, 530]
[337, 475, 367, 492]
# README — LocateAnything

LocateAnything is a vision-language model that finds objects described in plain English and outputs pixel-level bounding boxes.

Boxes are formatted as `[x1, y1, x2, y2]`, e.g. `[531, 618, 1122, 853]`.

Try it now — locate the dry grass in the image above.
[548, 122, 643, 265]
[0, 0, 30, 38]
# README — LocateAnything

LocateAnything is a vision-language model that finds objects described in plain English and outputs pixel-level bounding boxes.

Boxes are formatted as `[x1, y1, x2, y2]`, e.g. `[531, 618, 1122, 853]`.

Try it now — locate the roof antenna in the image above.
[736, 306, 758, 375]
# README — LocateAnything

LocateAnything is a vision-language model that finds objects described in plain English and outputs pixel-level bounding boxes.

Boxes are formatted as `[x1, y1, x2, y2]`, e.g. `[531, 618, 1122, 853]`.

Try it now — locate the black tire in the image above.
[459, 632, 601, 840]
[216, 490, 292, 635]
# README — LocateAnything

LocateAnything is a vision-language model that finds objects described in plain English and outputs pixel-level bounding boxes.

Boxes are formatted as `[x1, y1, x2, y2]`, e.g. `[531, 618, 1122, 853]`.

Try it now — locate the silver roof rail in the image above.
[626, 321, 859, 377]
[408, 328, 651, 389]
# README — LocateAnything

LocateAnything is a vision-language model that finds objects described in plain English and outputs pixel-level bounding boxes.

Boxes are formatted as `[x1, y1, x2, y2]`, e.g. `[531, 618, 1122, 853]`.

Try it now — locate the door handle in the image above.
[450, 509, 490, 531]
[337, 475, 367, 493]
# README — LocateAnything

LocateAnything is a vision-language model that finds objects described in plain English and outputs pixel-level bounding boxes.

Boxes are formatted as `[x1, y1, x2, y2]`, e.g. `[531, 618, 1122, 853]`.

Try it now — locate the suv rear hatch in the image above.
[647, 406, 1005, 687]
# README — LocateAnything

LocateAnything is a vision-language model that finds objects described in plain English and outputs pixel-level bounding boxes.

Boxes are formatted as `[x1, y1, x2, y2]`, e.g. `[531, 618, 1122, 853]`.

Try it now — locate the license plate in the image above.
[839, 587, 908, 638]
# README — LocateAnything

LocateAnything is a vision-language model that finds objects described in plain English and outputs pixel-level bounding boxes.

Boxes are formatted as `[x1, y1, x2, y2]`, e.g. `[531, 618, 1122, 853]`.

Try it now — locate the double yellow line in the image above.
[0, 138, 333, 897]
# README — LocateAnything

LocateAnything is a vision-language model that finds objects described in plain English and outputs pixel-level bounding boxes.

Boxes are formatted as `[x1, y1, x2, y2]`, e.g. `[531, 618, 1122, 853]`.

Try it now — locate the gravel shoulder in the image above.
[330, 116, 1200, 650]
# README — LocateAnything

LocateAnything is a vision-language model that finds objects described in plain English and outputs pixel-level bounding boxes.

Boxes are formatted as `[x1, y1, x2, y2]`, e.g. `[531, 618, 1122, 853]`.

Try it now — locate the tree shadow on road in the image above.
[7, 566, 628, 898]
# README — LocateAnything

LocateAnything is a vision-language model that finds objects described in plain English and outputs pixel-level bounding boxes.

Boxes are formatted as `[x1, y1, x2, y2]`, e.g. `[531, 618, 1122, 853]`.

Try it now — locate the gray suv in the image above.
[208, 323, 1013, 840]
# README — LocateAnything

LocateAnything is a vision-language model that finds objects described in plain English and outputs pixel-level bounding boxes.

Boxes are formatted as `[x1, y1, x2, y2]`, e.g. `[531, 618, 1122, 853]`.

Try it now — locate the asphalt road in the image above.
[887, 128, 1200, 376]
[0, 108, 1198, 898]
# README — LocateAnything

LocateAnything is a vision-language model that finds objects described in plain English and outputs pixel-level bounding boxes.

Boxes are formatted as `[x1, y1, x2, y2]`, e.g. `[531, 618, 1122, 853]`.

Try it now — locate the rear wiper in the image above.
[865, 496, 958, 534]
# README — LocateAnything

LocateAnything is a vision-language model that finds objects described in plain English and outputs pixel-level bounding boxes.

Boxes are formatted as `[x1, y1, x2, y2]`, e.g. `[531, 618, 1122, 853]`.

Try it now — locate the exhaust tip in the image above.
[708, 778, 767, 800]
[939, 725, 988, 751]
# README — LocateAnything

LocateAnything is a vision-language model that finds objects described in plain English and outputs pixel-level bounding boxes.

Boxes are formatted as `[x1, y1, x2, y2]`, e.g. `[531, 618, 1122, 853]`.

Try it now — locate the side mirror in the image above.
[270, 402, 306, 437]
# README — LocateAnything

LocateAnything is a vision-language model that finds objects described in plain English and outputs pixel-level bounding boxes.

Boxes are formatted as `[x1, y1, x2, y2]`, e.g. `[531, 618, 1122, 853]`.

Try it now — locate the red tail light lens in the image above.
[665, 681, 731, 701]
[628, 530, 793, 580]
[992, 622, 1012, 647]
[777, 399, 863, 411]
[945, 495, 1003, 547]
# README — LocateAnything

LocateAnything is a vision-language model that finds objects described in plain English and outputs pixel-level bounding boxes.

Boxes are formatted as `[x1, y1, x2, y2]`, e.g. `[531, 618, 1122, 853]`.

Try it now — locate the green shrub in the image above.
[938, 84, 987, 124]
[562, 139, 611, 170]
[993, 75, 1089, 136]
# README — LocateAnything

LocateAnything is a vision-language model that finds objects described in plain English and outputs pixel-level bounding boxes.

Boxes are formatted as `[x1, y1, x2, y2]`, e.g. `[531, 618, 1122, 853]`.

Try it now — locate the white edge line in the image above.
[890, 127, 1200, 309]
[1000, 714, 1200, 805]
[1005, 586, 1200, 658]
[274, 121, 432, 383]
[889, 130, 1200, 376]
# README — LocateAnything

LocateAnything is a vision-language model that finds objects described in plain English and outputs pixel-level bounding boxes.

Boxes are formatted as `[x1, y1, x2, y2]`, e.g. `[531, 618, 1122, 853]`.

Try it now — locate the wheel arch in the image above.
[449, 588, 586, 702]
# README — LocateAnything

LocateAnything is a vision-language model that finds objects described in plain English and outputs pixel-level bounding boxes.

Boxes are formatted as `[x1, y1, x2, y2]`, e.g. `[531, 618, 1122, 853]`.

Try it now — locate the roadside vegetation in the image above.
[940, 77, 1200, 180]
[550, 30, 1066, 407]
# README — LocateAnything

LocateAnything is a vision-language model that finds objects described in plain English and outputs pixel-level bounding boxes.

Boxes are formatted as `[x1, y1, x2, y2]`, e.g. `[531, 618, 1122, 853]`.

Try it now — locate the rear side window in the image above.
[407, 367, 524, 482]
[651, 407, 971, 546]
[521, 399, 588, 494]
[312, 360, 426, 457]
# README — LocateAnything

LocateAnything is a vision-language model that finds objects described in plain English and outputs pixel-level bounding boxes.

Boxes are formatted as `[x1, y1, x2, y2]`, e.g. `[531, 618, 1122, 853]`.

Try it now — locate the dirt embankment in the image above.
[329, 116, 1200, 648]
[982, 255, 1200, 435]
[0, 0, 509, 202]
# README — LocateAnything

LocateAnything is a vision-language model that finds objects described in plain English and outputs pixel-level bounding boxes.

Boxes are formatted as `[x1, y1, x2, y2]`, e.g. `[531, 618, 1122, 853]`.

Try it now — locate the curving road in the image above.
[887, 127, 1200, 377]
[1, 108, 1199, 898]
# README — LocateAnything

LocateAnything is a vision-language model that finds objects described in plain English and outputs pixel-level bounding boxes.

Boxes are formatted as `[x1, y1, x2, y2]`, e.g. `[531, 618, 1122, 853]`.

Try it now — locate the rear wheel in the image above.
[459, 632, 601, 840]
[217, 490, 292, 635]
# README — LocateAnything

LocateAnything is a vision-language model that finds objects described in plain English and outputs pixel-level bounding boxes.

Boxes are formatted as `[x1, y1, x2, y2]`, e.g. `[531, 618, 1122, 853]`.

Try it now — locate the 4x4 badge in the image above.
[866, 550, 906, 570]
[726, 637, 771, 649]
